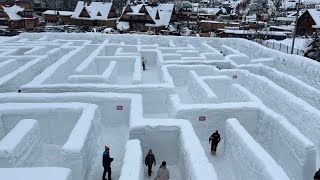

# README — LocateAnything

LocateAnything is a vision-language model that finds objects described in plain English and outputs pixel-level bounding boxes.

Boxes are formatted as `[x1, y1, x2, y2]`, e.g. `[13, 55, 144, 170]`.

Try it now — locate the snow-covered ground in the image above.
[0, 33, 320, 180]
[266, 38, 312, 51]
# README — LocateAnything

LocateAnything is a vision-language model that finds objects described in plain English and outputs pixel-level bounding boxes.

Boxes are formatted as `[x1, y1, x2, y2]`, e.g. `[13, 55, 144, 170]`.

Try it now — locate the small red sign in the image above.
[233, 75, 237, 79]
[117, 106, 123, 110]
[199, 116, 206, 121]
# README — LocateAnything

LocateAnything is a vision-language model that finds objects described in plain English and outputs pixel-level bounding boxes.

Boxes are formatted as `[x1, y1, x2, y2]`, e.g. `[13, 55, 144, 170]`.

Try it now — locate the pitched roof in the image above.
[121, 4, 175, 27]
[2, 4, 24, 20]
[307, 9, 320, 26]
[71, 1, 117, 20]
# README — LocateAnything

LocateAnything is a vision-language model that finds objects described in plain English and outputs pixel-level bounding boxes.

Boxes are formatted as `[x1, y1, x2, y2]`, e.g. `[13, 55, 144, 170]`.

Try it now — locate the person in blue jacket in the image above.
[145, 149, 156, 176]
[102, 146, 113, 180]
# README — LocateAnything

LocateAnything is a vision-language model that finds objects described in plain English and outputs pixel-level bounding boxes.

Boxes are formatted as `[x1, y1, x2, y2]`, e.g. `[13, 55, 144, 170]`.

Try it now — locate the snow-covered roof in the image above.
[146, 4, 174, 27]
[43, 10, 73, 16]
[2, 4, 24, 20]
[71, 1, 116, 20]
[122, 4, 175, 27]
[194, 7, 225, 14]
[307, 9, 320, 26]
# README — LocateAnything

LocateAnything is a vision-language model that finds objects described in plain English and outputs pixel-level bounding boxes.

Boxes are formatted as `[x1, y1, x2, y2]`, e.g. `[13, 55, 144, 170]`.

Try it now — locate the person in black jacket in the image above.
[102, 146, 113, 180]
[315, 168, 320, 180]
[209, 130, 221, 155]
[145, 149, 156, 176]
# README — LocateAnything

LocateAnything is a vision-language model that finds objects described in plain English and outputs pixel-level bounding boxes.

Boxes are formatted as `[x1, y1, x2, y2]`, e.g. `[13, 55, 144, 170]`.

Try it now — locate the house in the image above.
[0, 2, 38, 30]
[71, 1, 118, 28]
[117, 3, 176, 33]
[199, 20, 240, 32]
[43, 10, 73, 24]
[297, 7, 320, 35]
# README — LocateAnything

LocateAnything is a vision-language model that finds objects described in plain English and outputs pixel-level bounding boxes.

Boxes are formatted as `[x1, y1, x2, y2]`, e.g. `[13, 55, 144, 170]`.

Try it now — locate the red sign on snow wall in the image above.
[117, 105, 123, 110]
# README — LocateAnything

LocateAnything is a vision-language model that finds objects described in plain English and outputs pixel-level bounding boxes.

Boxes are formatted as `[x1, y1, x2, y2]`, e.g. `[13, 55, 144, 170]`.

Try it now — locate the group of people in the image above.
[102, 147, 169, 180]
[103, 129, 320, 180]
[145, 149, 170, 180]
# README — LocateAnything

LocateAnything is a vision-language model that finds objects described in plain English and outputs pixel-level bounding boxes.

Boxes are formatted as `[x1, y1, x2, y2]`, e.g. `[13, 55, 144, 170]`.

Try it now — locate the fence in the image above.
[254, 39, 305, 56]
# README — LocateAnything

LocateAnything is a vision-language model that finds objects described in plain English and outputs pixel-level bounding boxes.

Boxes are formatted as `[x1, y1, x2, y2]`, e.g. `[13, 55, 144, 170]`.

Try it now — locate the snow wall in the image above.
[0, 167, 72, 180]
[257, 106, 316, 180]
[239, 64, 320, 111]
[211, 37, 320, 90]
[119, 140, 144, 180]
[0, 103, 100, 180]
[0, 119, 40, 167]
[225, 118, 290, 180]
[130, 119, 218, 180]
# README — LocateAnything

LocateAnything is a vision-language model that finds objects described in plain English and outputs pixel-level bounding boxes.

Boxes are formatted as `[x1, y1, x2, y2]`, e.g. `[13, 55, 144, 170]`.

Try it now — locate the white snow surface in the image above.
[2, 4, 24, 21]
[0, 33, 319, 180]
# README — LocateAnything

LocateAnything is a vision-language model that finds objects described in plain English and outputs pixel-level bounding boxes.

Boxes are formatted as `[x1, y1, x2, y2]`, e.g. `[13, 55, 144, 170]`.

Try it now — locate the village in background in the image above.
[0, 0, 319, 60]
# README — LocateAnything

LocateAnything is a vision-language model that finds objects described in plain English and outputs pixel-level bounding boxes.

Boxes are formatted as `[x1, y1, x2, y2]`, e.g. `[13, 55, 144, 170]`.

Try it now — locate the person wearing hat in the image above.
[154, 161, 170, 180]
[102, 146, 113, 180]
[145, 149, 156, 176]
[315, 168, 320, 180]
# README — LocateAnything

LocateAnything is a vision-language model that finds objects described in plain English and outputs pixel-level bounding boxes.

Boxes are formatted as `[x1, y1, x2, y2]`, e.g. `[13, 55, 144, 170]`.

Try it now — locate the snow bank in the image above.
[225, 118, 290, 180]
[130, 119, 218, 180]
[0, 119, 40, 167]
[119, 140, 144, 180]
[0, 167, 72, 180]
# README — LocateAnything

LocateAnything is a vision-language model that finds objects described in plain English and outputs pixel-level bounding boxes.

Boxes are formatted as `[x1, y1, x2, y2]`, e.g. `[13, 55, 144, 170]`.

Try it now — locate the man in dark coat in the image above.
[145, 149, 156, 176]
[315, 168, 320, 180]
[102, 146, 113, 180]
[209, 130, 221, 155]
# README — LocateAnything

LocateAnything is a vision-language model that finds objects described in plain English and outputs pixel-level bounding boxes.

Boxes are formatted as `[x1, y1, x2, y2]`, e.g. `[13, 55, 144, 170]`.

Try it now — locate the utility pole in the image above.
[291, 0, 301, 54]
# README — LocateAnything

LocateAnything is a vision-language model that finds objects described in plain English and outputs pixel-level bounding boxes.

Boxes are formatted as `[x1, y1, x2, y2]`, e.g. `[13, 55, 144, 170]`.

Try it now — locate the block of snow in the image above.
[0, 167, 72, 180]
[225, 118, 290, 180]
[119, 139, 144, 180]
[0, 119, 40, 167]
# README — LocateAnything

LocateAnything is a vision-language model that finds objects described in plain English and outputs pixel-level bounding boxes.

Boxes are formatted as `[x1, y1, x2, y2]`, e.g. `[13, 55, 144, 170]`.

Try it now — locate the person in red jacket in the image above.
[145, 149, 156, 176]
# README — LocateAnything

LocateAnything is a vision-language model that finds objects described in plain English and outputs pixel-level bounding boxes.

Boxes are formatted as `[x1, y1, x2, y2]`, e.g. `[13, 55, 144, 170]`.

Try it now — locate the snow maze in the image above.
[0, 33, 319, 180]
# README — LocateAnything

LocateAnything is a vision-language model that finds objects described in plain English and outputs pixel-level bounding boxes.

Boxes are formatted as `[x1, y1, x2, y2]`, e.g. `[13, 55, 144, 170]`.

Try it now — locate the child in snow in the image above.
[209, 130, 221, 155]
[145, 149, 156, 176]
[315, 168, 320, 180]
[154, 161, 170, 180]
[102, 146, 113, 180]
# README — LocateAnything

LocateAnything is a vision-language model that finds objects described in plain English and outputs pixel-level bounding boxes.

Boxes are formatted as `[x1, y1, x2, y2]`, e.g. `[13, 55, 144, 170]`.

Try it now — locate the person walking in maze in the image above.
[145, 149, 156, 176]
[102, 146, 113, 180]
[209, 130, 221, 155]
[142, 57, 146, 71]
[154, 161, 170, 180]
[314, 168, 320, 180]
